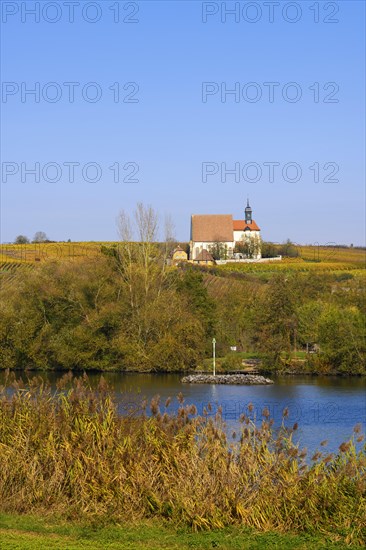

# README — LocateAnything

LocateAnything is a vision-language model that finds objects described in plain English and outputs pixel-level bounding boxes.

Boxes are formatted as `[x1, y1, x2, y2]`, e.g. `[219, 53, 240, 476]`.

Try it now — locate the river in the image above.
[1, 371, 365, 456]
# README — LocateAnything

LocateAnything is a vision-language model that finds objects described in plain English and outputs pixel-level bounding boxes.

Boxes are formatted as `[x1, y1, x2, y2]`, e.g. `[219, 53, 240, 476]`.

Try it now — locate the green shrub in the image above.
[221, 353, 243, 371]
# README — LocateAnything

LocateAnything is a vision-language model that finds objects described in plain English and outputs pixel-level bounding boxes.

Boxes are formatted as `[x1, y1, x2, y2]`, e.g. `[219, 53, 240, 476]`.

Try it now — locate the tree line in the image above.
[15, 231, 50, 244]
[1, 204, 364, 374]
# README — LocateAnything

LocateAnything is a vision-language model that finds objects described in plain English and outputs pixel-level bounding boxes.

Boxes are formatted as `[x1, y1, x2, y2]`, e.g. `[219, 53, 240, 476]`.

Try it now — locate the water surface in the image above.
[1, 371, 365, 456]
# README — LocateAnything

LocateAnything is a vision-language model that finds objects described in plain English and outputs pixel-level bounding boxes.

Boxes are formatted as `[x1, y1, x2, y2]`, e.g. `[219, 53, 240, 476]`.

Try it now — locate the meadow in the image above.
[1, 514, 362, 549]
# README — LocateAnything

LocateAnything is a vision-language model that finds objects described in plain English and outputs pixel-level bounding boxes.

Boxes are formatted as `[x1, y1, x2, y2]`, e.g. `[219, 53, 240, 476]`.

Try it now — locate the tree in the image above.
[33, 231, 48, 243]
[235, 234, 261, 259]
[278, 239, 300, 258]
[255, 275, 297, 366]
[163, 213, 177, 258]
[164, 213, 176, 243]
[208, 241, 228, 260]
[116, 203, 166, 307]
[114, 203, 200, 369]
[297, 301, 324, 350]
[318, 305, 365, 373]
[14, 235, 29, 244]
[261, 241, 277, 258]
[176, 268, 216, 342]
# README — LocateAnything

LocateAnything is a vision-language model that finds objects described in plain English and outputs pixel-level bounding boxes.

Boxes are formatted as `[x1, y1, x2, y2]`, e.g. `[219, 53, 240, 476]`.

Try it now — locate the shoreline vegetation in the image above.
[0, 373, 365, 547]
[0, 237, 365, 376]
[1, 366, 366, 377]
[1, 366, 365, 378]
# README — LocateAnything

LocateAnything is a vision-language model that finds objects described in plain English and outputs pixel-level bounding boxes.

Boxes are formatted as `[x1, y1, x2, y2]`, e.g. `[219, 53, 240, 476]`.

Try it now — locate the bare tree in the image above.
[115, 203, 176, 350]
[116, 203, 171, 310]
[135, 203, 159, 298]
[117, 210, 133, 242]
[163, 213, 177, 259]
[164, 214, 176, 243]
[135, 202, 158, 243]
[33, 231, 48, 243]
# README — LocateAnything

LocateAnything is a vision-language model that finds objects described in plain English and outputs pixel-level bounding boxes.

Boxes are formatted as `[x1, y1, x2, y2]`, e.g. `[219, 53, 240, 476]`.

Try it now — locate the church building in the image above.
[189, 200, 261, 261]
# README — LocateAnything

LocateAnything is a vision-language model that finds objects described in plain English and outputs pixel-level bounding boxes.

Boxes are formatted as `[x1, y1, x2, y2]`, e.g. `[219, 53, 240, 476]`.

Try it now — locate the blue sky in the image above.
[1, 0, 365, 245]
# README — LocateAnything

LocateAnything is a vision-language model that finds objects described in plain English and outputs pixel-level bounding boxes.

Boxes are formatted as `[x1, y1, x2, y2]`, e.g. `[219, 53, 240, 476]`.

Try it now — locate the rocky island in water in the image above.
[181, 374, 274, 385]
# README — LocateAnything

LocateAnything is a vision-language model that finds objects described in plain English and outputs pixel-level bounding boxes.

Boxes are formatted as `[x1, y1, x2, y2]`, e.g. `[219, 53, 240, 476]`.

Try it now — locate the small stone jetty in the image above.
[181, 374, 274, 385]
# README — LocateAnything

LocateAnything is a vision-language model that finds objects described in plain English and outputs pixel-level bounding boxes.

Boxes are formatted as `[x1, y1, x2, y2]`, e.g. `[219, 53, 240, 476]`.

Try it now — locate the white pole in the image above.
[212, 338, 216, 376]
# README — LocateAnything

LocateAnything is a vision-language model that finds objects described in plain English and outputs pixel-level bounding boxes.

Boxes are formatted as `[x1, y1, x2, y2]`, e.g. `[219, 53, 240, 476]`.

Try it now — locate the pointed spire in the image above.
[245, 199, 252, 223]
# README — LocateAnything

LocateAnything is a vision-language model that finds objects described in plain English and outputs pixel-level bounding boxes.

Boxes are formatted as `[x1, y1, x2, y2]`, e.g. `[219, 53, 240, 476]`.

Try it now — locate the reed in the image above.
[0, 372, 365, 545]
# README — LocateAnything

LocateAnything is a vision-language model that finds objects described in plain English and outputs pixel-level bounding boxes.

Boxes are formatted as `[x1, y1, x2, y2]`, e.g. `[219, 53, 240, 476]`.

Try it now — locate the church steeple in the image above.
[245, 198, 252, 224]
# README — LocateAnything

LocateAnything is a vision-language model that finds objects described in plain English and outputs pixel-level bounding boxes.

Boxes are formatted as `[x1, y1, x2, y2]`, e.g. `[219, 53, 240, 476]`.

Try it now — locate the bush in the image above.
[14, 235, 29, 244]
[221, 353, 243, 371]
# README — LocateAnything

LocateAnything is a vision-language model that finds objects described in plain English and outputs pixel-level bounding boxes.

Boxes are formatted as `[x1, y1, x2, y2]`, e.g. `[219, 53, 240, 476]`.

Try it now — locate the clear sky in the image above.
[1, 0, 365, 245]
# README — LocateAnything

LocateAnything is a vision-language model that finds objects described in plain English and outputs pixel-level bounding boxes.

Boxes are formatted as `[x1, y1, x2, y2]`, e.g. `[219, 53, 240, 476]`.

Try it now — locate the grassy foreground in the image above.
[0, 374, 365, 546]
[0, 514, 361, 550]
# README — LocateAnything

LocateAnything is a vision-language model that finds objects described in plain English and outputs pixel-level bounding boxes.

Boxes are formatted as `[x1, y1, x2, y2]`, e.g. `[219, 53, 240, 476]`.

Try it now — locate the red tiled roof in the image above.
[233, 219, 260, 231]
[191, 215, 233, 242]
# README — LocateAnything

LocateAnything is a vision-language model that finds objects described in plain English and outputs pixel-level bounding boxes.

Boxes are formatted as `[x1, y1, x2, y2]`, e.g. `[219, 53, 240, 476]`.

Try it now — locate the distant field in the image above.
[0, 243, 365, 276]
[0, 242, 105, 264]
[217, 259, 365, 275]
[284, 245, 365, 264]
[217, 246, 365, 275]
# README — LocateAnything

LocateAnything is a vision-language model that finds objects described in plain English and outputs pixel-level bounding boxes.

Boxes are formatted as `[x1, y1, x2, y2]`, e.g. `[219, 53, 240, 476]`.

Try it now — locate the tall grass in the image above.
[0, 372, 365, 544]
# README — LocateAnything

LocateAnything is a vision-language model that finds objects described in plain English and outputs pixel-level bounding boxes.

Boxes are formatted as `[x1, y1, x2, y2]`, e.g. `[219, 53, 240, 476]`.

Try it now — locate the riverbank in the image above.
[0, 513, 360, 550]
[1, 256, 364, 376]
[0, 375, 364, 546]
[1, 365, 364, 377]
[181, 374, 274, 384]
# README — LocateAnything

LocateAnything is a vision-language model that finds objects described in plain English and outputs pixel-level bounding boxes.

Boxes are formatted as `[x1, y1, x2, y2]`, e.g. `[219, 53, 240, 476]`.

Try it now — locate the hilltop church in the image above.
[189, 200, 261, 261]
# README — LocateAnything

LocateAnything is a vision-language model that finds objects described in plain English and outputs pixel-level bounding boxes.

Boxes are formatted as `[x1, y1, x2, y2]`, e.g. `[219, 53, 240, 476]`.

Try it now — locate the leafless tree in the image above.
[116, 203, 173, 314]
[33, 231, 48, 243]
[134, 202, 158, 243]
[164, 214, 176, 243]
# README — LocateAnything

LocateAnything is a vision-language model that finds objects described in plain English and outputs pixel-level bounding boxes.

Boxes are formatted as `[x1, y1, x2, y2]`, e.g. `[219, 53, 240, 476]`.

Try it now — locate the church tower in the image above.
[245, 199, 252, 225]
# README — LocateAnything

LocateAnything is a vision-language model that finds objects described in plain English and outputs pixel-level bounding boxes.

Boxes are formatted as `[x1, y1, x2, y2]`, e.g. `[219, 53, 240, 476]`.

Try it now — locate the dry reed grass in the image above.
[0, 372, 365, 544]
